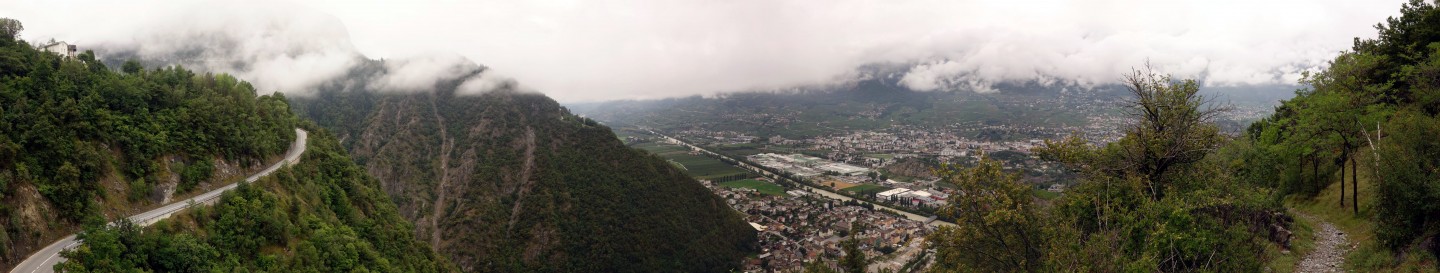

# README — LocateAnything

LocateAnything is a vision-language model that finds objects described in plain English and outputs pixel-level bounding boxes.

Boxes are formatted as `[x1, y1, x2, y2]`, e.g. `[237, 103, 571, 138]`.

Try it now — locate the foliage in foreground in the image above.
[928, 1, 1440, 271]
[1240, 0, 1440, 265]
[928, 67, 1286, 272]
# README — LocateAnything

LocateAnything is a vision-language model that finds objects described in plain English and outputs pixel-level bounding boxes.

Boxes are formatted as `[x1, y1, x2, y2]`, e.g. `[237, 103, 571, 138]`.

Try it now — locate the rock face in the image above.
[294, 89, 757, 272]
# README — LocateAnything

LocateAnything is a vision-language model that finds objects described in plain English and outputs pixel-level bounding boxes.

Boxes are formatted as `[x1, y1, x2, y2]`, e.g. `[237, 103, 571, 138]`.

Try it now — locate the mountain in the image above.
[569, 68, 1285, 140]
[290, 76, 759, 271]
[0, 20, 451, 272]
[54, 12, 759, 271]
[568, 75, 1138, 141]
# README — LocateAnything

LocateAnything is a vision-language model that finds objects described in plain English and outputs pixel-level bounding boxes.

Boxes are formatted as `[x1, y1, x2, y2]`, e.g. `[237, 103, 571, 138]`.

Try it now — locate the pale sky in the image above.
[1, 0, 1410, 102]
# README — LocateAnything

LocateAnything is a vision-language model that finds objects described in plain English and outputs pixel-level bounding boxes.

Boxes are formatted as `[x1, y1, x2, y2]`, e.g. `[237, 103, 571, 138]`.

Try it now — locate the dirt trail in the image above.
[1295, 211, 1350, 273]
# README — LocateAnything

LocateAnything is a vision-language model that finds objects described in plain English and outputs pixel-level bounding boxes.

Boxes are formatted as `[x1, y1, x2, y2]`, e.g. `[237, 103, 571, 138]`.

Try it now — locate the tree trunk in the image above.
[1352, 155, 1359, 214]
[1313, 156, 1319, 194]
[1340, 152, 1346, 208]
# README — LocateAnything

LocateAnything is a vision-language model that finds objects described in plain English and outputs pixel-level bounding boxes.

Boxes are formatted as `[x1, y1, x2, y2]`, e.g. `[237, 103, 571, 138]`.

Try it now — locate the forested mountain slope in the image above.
[0, 19, 453, 272]
[0, 19, 299, 269]
[55, 126, 456, 272]
[292, 85, 758, 272]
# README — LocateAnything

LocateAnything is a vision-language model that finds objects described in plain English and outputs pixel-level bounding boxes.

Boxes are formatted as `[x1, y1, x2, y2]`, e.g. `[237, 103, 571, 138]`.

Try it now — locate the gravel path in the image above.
[1295, 212, 1350, 273]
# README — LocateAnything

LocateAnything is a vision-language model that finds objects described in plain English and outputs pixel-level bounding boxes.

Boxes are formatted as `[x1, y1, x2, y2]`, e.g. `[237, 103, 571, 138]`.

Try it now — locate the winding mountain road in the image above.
[8, 129, 308, 273]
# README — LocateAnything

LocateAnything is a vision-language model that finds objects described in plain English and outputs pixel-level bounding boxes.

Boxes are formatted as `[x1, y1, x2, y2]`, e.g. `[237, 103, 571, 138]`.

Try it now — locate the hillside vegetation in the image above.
[292, 77, 758, 272]
[55, 126, 456, 272]
[0, 19, 297, 269]
[1240, 0, 1440, 269]
[924, 1, 1440, 271]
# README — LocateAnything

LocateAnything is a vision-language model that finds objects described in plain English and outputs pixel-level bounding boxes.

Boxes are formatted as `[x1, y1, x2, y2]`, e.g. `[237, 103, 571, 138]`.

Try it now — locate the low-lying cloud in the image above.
[371, 52, 481, 92]
[2, 0, 1408, 101]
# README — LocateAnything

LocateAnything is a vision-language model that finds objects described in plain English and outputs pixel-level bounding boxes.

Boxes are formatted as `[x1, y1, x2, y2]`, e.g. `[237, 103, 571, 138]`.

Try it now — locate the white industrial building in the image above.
[878, 188, 912, 200]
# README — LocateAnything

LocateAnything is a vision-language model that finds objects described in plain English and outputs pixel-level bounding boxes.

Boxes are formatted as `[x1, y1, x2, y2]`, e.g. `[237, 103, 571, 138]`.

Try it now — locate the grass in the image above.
[934, 181, 959, 190]
[1284, 149, 1439, 272]
[1031, 189, 1060, 200]
[720, 179, 787, 196]
[842, 184, 892, 195]
[633, 142, 689, 155]
[633, 142, 752, 180]
[1265, 208, 1315, 273]
[667, 153, 750, 180]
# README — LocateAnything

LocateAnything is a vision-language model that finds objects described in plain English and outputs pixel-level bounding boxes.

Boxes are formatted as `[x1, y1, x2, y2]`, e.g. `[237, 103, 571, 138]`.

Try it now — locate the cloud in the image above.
[3, 0, 363, 95]
[457, 71, 519, 95]
[371, 52, 480, 92]
[1, 0, 1410, 101]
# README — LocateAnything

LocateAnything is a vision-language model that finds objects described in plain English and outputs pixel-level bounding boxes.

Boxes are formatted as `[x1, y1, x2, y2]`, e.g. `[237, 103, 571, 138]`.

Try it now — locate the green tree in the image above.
[926, 156, 1045, 273]
[840, 238, 868, 273]
[1113, 65, 1227, 200]
[1372, 109, 1440, 249]
[121, 59, 143, 74]
[1033, 67, 1273, 272]
[0, 18, 20, 40]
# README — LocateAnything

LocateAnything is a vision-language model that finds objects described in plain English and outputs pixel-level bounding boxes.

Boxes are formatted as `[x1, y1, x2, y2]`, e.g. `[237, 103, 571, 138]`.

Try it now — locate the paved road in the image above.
[8, 129, 308, 273]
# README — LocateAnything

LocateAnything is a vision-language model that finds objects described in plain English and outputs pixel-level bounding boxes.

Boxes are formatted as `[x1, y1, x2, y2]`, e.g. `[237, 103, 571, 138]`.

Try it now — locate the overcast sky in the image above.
[2, 0, 1410, 102]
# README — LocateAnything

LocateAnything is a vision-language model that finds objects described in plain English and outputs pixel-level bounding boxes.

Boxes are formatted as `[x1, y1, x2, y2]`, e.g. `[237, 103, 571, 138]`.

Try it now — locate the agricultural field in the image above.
[667, 154, 751, 180]
[631, 142, 752, 180]
[634, 142, 690, 155]
[842, 184, 892, 195]
[719, 179, 788, 196]
[711, 143, 767, 156]
[822, 180, 860, 190]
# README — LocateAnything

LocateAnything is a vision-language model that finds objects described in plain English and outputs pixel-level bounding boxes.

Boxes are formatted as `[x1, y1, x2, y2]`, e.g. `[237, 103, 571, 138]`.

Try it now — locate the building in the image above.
[817, 163, 869, 176]
[878, 188, 912, 200]
[41, 41, 76, 58]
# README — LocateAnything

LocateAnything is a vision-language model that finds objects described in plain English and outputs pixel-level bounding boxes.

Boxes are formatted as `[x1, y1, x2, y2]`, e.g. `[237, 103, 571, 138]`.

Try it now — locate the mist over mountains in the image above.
[5, 0, 1386, 102]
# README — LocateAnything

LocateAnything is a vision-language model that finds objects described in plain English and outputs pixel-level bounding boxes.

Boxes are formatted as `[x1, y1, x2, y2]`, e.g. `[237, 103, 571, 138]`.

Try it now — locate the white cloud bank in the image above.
[1, 0, 1409, 101]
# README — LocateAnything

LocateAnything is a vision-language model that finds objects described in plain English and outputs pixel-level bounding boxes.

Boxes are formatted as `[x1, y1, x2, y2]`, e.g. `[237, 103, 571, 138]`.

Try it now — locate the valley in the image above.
[4, 1, 1439, 272]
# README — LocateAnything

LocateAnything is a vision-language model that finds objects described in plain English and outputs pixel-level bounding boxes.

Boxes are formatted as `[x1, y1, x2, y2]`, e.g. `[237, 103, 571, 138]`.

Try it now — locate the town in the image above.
[610, 96, 1276, 272]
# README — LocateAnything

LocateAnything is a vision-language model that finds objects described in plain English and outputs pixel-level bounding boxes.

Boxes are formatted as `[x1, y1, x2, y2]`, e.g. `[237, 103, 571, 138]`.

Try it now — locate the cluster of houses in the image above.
[703, 180, 931, 272]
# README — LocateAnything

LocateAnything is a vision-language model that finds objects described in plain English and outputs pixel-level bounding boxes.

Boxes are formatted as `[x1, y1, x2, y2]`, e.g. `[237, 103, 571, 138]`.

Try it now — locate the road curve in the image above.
[8, 129, 308, 273]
